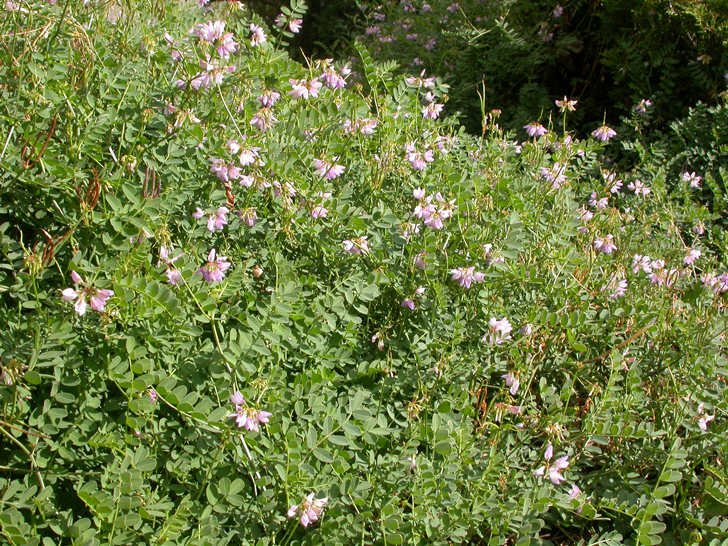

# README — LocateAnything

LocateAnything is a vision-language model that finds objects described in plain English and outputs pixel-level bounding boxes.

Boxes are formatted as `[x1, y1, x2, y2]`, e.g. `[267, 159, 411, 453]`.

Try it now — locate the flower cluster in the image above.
[193, 206, 229, 233]
[701, 272, 728, 294]
[228, 391, 271, 432]
[313, 158, 345, 180]
[62, 271, 114, 316]
[197, 249, 230, 283]
[286, 493, 328, 527]
[405, 142, 435, 170]
[681, 171, 701, 188]
[450, 266, 485, 289]
[484, 317, 513, 345]
[534, 445, 570, 485]
[632, 255, 682, 287]
[411, 188, 457, 230]
[343, 117, 377, 135]
[540, 162, 567, 189]
[593, 234, 617, 255]
[592, 125, 617, 142]
[343, 236, 369, 255]
[159, 246, 183, 285]
[524, 122, 548, 138]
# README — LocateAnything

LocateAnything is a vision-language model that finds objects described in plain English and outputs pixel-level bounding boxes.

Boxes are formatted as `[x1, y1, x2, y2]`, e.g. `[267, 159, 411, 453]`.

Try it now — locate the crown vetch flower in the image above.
[197, 249, 230, 283]
[228, 390, 272, 431]
[343, 236, 369, 255]
[62, 271, 114, 316]
[592, 125, 617, 142]
[287, 493, 328, 527]
[682, 171, 701, 188]
[450, 266, 485, 289]
[555, 96, 576, 112]
[313, 158, 345, 180]
[524, 122, 548, 137]
[484, 317, 513, 345]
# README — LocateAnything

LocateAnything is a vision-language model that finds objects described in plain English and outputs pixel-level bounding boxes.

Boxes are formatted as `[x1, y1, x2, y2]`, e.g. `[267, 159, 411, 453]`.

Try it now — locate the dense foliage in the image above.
[355, 0, 728, 139]
[0, 1, 727, 546]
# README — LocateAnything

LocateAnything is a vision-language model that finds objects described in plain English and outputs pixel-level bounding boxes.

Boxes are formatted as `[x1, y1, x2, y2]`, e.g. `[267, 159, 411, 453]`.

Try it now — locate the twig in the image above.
[584, 318, 657, 364]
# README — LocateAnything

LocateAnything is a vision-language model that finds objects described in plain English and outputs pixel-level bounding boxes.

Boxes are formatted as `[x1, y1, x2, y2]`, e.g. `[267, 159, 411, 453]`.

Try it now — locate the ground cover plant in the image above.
[0, 1, 727, 545]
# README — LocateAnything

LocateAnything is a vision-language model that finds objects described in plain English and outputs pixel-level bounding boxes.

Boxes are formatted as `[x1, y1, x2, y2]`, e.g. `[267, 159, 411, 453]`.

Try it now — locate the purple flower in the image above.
[524, 122, 548, 137]
[592, 125, 617, 142]
[237, 208, 258, 227]
[249, 108, 278, 133]
[62, 272, 114, 316]
[197, 249, 231, 283]
[553, 5, 564, 17]
[401, 299, 415, 310]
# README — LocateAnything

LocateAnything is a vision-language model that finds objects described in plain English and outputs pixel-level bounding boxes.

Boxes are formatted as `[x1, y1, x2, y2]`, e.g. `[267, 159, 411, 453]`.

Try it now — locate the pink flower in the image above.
[197, 249, 231, 283]
[544, 444, 554, 462]
[237, 208, 258, 227]
[524, 122, 548, 137]
[313, 158, 345, 180]
[484, 317, 513, 345]
[239, 147, 261, 166]
[501, 373, 519, 395]
[228, 391, 272, 431]
[422, 103, 444, 120]
[258, 90, 281, 108]
[62, 272, 114, 316]
[555, 96, 576, 112]
[568, 484, 581, 500]
[635, 99, 652, 115]
[540, 162, 567, 189]
[250, 108, 278, 133]
[311, 204, 328, 219]
[208, 207, 230, 232]
[682, 171, 702, 188]
[287, 493, 328, 527]
[684, 249, 701, 265]
[589, 191, 608, 210]
[592, 125, 617, 142]
[628, 179, 651, 196]
[593, 234, 617, 254]
[343, 236, 369, 255]
[289, 19, 303, 33]
[450, 266, 485, 289]
[699, 414, 715, 431]
[401, 299, 415, 310]
[250, 24, 267, 47]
